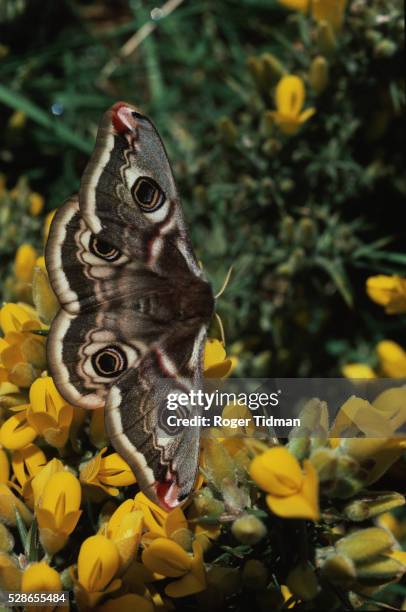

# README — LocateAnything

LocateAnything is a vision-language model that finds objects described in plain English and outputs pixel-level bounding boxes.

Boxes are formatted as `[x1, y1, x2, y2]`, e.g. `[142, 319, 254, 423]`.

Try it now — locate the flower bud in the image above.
[218, 117, 238, 146]
[343, 491, 405, 522]
[321, 553, 356, 587]
[336, 528, 395, 563]
[355, 555, 405, 586]
[193, 488, 224, 517]
[310, 447, 337, 482]
[298, 218, 317, 248]
[261, 53, 285, 84]
[309, 56, 329, 95]
[231, 514, 267, 545]
[287, 564, 318, 601]
[317, 20, 337, 55]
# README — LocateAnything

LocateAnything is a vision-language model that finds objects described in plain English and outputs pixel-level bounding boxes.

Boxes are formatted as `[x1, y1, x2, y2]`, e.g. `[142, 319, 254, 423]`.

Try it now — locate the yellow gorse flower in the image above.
[0, 407, 37, 451]
[271, 75, 315, 135]
[22, 562, 61, 612]
[35, 470, 82, 554]
[80, 447, 136, 497]
[75, 534, 121, 609]
[377, 340, 406, 378]
[367, 275, 406, 314]
[27, 376, 74, 448]
[142, 537, 206, 597]
[204, 338, 237, 378]
[250, 446, 320, 520]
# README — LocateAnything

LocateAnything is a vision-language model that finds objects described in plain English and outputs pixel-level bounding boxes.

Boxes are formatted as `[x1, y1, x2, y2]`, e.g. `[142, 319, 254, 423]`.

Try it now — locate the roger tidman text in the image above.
[165, 415, 301, 429]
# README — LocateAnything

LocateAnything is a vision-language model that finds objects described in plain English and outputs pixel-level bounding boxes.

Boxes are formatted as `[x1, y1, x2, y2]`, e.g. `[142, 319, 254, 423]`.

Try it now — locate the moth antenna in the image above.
[215, 312, 226, 346]
[215, 265, 233, 300]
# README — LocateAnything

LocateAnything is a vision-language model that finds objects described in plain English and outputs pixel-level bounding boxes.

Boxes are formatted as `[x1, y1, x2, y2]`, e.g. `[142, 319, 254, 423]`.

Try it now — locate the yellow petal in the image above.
[342, 363, 376, 379]
[249, 447, 303, 495]
[31, 458, 65, 506]
[40, 471, 81, 531]
[266, 489, 318, 520]
[298, 107, 316, 123]
[276, 75, 305, 117]
[78, 535, 120, 592]
[107, 500, 137, 539]
[142, 537, 192, 577]
[28, 193, 44, 216]
[0, 410, 37, 450]
[387, 550, 406, 566]
[0, 449, 10, 483]
[204, 338, 226, 369]
[22, 562, 61, 592]
[204, 339, 236, 378]
[14, 245, 38, 283]
[367, 275, 399, 306]
[29, 376, 65, 416]
[165, 506, 188, 538]
[38, 525, 68, 555]
[377, 341, 406, 378]
[0, 303, 38, 334]
[133, 492, 167, 536]
[12, 444, 47, 488]
[99, 453, 136, 486]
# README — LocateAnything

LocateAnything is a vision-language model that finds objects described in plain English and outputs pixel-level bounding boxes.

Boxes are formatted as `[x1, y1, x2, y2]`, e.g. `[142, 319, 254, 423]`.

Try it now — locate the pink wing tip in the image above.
[111, 101, 133, 133]
[155, 479, 183, 510]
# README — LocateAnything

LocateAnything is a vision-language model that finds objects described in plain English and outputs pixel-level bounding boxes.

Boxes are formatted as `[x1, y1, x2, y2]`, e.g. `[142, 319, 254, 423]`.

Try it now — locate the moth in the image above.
[45, 102, 214, 510]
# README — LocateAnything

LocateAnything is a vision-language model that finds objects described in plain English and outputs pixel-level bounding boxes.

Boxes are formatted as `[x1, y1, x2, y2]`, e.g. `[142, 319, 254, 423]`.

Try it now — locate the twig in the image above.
[98, 0, 185, 83]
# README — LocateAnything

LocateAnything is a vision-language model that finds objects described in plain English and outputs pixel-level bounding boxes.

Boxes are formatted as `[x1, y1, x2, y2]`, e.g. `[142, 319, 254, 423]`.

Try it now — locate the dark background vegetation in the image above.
[0, 0, 405, 377]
